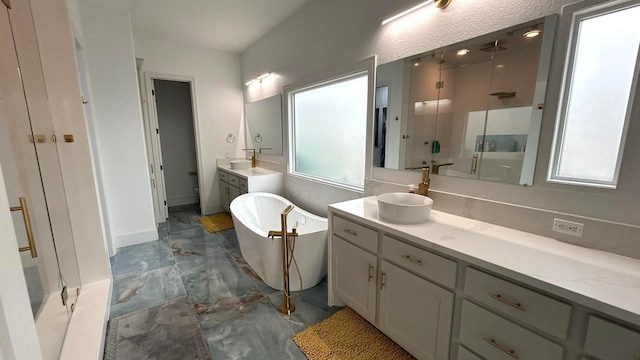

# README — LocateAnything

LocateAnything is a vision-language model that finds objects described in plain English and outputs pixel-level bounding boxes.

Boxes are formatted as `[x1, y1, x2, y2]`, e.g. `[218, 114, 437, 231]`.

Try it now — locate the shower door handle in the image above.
[10, 197, 38, 258]
[471, 154, 479, 174]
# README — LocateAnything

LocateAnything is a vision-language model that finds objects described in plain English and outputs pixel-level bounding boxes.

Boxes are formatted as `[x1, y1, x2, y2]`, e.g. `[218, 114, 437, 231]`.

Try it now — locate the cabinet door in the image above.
[229, 185, 240, 205]
[333, 236, 377, 323]
[219, 180, 230, 212]
[379, 261, 454, 360]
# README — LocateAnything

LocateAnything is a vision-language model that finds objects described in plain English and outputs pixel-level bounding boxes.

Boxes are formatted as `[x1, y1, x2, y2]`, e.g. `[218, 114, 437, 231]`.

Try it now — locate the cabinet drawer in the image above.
[332, 215, 378, 253]
[228, 174, 240, 187]
[382, 235, 456, 288]
[457, 346, 483, 360]
[464, 268, 571, 339]
[584, 316, 640, 360]
[460, 300, 564, 360]
[239, 178, 248, 193]
[219, 170, 229, 182]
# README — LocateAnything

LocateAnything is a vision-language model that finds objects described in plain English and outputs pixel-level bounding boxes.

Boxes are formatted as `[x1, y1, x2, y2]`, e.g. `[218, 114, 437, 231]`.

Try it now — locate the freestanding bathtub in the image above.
[230, 192, 328, 291]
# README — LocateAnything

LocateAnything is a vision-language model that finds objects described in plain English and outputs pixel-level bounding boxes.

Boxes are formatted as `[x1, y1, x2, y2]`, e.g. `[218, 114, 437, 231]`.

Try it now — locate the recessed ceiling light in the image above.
[523, 29, 542, 38]
[457, 49, 470, 55]
[495, 64, 505, 68]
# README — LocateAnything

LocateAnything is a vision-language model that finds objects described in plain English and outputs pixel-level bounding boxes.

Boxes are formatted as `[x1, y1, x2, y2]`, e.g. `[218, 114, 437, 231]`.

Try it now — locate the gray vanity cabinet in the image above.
[379, 260, 454, 360]
[332, 236, 378, 323]
[331, 214, 455, 360]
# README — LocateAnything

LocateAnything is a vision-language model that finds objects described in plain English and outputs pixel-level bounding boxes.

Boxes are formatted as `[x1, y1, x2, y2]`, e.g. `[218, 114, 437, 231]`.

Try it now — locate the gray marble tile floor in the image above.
[108, 205, 341, 359]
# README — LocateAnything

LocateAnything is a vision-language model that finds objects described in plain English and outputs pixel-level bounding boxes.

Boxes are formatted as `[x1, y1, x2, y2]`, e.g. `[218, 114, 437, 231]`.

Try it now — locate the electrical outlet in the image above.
[225, 151, 229, 158]
[552, 218, 584, 237]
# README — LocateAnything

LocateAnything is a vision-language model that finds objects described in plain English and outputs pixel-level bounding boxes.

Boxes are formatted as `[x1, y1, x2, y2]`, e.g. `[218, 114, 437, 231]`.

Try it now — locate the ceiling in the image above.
[116, 0, 311, 53]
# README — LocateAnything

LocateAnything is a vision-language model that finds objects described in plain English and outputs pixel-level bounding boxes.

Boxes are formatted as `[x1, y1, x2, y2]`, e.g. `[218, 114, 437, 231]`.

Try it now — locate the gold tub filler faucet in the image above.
[268, 205, 302, 314]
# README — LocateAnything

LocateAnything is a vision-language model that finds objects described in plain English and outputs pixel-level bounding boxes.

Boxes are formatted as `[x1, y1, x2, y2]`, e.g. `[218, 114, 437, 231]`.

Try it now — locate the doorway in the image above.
[143, 75, 201, 222]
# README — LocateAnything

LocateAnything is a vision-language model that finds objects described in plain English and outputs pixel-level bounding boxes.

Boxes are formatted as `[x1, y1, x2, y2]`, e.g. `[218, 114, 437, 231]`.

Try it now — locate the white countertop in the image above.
[218, 165, 282, 178]
[329, 196, 640, 327]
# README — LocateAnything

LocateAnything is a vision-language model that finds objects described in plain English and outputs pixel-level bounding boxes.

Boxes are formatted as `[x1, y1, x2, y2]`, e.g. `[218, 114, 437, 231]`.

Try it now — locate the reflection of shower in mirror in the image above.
[373, 15, 558, 186]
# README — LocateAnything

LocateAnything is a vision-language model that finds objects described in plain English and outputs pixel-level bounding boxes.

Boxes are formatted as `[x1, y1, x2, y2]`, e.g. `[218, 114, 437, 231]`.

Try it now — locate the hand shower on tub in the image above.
[267, 206, 304, 315]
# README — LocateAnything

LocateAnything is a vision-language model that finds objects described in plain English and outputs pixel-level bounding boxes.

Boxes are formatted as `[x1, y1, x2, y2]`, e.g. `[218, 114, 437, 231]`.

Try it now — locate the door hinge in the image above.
[160, 165, 163, 171]
[152, 89, 155, 96]
[61, 286, 68, 306]
[164, 200, 167, 206]
[156, 128, 159, 134]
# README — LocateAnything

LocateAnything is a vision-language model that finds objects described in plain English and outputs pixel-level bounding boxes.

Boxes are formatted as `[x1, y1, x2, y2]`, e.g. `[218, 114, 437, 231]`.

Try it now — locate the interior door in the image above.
[0, 2, 78, 358]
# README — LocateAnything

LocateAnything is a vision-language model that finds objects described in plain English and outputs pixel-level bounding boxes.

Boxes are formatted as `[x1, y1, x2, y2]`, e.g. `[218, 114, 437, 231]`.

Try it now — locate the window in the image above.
[548, 1, 640, 188]
[287, 62, 373, 190]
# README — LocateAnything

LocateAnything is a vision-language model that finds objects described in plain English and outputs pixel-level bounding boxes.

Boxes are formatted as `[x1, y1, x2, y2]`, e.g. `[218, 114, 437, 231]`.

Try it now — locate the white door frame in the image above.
[142, 72, 202, 220]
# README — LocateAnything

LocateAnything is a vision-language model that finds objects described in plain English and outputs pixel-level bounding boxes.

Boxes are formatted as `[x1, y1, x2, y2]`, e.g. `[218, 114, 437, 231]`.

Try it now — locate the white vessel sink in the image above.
[377, 192, 433, 224]
[230, 160, 251, 170]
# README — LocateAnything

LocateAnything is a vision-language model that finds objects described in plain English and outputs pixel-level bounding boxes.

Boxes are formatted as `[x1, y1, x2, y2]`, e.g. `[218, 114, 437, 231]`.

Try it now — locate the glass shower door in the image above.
[0, 1, 80, 357]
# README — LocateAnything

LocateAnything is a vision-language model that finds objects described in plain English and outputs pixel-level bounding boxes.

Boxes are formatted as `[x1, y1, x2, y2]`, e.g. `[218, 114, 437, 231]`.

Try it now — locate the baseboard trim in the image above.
[114, 229, 158, 250]
[202, 204, 224, 216]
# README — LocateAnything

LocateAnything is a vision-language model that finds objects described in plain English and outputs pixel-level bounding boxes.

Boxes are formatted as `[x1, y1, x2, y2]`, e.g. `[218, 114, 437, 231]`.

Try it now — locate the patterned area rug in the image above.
[200, 213, 234, 233]
[105, 296, 210, 360]
[293, 307, 414, 360]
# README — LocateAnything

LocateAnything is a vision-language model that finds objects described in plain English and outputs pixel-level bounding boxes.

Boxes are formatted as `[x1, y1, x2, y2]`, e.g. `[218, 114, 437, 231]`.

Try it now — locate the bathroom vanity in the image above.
[328, 196, 640, 360]
[217, 164, 283, 212]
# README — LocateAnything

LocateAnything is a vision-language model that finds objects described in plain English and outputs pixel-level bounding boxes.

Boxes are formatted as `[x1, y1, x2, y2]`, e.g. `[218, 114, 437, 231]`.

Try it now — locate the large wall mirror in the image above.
[245, 94, 283, 155]
[374, 15, 557, 185]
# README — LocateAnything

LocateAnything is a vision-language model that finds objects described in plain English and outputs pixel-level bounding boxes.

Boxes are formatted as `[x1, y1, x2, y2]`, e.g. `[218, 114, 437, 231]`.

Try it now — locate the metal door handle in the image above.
[343, 229, 358, 237]
[379, 271, 386, 290]
[484, 337, 519, 359]
[471, 154, 478, 174]
[10, 197, 37, 258]
[368, 264, 374, 282]
[489, 293, 527, 312]
[401, 254, 423, 265]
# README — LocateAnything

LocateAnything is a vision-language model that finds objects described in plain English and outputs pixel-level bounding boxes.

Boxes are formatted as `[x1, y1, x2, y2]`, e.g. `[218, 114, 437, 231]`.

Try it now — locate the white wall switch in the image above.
[552, 218, 584, 237]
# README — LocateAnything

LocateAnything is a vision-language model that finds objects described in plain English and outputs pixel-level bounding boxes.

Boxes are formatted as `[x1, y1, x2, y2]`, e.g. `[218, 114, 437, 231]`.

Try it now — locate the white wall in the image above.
[154, 80, 199, 207]
[72, 1, 157, 251]
[133, 33, 244, 215]
[243, 0, 640, 259]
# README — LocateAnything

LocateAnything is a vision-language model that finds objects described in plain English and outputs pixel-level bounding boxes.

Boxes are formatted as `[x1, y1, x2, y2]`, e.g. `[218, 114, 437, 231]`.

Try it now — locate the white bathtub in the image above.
[230, 192, 328, 291]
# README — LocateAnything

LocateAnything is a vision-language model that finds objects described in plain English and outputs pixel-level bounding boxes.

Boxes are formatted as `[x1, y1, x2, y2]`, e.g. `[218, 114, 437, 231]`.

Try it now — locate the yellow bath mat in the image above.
[293, 307, 414, 360]
[199, 212, 234, 233]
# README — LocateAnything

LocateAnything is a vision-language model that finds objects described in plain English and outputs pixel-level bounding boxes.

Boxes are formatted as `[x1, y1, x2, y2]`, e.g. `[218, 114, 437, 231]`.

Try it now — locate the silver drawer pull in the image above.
[343, 229, 358, 237]
[401, 254, 423, 265]
[489, 292, 527, 312]
[379, 271, 386, 290]
[483, 337, 519, 359]
[368, 264, 374, 282]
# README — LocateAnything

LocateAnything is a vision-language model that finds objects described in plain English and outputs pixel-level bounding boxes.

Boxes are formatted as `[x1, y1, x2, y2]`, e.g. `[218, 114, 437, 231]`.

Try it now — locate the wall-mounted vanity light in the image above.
[245, 72, 271, 86]
[457, 49, 470, 55]
[381, 0, 452, 26]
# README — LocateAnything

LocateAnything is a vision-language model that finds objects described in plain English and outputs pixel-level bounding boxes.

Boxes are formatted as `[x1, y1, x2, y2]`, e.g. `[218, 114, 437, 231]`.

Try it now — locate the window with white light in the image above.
[548, 1, 640, 188]
[287, 65, 372, 190]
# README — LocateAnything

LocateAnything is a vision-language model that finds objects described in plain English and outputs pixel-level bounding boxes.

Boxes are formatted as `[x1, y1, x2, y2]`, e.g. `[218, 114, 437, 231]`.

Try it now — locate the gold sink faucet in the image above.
[418, 168, 430, 196]
[242, 148, 256, 167]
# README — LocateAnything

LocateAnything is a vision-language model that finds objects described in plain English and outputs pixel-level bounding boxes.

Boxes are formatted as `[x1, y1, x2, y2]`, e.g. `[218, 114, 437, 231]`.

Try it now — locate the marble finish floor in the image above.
[108, 206, 340, 359]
